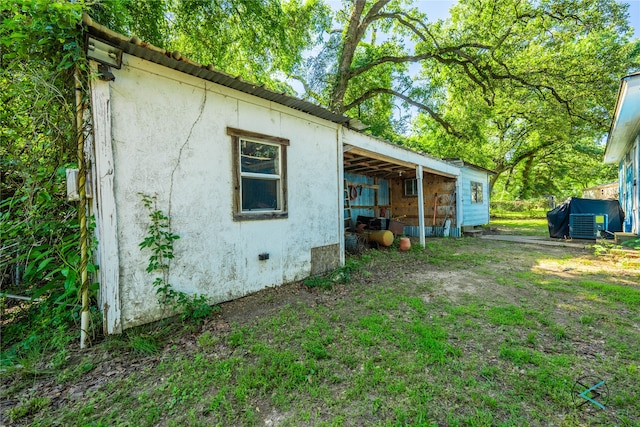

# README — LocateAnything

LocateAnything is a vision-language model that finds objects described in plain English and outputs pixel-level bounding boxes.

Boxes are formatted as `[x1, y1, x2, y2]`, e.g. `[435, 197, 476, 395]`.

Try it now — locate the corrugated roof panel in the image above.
[84, 15, 350, 125]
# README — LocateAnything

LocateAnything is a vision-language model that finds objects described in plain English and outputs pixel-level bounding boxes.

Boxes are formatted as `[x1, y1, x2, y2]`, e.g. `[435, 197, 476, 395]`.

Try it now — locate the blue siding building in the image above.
[447, 160, 495, 229]
[606, 72, 640, 235]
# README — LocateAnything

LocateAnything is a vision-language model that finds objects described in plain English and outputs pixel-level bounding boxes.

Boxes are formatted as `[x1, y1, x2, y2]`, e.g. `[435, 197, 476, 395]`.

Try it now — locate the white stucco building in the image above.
[82, 15, 492, 333]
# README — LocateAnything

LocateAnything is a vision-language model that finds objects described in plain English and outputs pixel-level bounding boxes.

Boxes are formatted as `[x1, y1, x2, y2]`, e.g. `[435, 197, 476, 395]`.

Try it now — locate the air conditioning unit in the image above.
[569, 214, 608, 239]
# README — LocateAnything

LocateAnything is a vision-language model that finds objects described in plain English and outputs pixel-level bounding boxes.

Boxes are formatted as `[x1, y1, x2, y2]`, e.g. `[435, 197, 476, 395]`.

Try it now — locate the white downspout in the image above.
[416, 165, 425, 246]
[75, 67, 90, 348]
[456, 173, 463, 234]
[338, 126, 345, 265]
[634, 138, 639, 234]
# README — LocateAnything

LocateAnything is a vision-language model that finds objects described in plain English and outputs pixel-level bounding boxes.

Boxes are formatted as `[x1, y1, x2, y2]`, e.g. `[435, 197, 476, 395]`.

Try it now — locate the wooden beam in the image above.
[347, 147, 416, 169]
[345, 181, 379, 190]
[90, 69, 122, 334]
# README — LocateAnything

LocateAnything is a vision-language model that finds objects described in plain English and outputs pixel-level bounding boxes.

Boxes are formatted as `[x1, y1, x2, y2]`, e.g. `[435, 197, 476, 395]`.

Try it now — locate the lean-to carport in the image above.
[340, 129, 460, 247]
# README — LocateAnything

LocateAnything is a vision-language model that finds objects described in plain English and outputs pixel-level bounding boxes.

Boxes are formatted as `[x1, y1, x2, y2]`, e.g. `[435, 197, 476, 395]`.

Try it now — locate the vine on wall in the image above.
[139, 194, 215, 322]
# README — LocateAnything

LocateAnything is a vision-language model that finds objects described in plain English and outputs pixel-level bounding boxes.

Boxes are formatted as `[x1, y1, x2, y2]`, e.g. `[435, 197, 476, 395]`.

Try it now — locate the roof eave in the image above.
[81, 14, 351, 126]
[605, 72, 640, 163]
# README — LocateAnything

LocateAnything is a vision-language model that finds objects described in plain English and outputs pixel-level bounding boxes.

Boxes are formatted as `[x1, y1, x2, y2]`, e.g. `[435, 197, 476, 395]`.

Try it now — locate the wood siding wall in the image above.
[389, 174, 457, 227]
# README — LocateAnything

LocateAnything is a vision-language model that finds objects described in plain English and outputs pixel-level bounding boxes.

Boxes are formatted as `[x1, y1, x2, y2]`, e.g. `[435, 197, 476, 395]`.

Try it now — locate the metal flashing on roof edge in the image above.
[444, 158, 496, 175]
[348, 119, 369, 130]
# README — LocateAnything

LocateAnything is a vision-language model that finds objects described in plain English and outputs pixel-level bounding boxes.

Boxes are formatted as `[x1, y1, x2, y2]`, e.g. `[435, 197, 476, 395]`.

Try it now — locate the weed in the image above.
[129, 334, 160, 355]
[5, 230, 640, 426]
[304, 258, 363, 290]
[489, 218, 548, 235]
[304, 275, 333, 289]
[57, 359, 95, 383]
[621, 237, 640, 250]
[526, 331, 537, 345]
[303, 340, 331, 360]
[549, 324, 567, 340]
[7, 396, 51, 421]
[102, 325, 168, 356]
[579, 315, 594, 325]
[227, 327, 250, 348]
[480, 365, 500, 380]
[576, 280, 640, 309]
[139, 194, 213, 322]
[487, 305, 527, 326]
[425, 240, 493, 267]
[499, 344, 543, 366]
[593, 239, 617, 256]
[197, 331, 219, 349]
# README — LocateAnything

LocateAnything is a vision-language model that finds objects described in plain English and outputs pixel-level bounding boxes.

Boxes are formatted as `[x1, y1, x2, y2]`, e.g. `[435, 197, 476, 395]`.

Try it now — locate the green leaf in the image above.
[31, 281, 60, 299]
[36, 257, 55, 272]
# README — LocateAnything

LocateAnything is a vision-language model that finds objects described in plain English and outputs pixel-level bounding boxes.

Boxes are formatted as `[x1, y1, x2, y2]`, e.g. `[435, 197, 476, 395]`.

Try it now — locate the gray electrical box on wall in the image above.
[66, 168, 92, 201]
[66, 169, 80, 201]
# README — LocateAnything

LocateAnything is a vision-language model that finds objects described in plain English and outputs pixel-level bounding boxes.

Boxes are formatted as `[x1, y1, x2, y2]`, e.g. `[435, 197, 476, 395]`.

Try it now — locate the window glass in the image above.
[240, 139, 281, 212]
[228, 127, 288, 219]
[241, 177, 279, 211]
[471, 181, 483, 203]
[404, 179, 418, 196]
[241, 141, 279, 174]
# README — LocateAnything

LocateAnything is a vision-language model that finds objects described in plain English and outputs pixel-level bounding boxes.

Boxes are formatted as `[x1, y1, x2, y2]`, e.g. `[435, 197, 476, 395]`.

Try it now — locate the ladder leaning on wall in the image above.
[344, 180, 353, 231]
[440, 192, 455, 226]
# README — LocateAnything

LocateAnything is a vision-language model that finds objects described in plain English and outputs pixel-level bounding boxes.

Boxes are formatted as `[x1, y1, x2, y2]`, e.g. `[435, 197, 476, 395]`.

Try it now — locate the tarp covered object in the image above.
[547, 197, 624, 238]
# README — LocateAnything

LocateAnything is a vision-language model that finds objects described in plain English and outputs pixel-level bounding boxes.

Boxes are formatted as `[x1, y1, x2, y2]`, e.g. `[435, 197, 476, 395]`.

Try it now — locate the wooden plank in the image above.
[226, 127, 290, 146]
[347, 147, 416, 169]
[345, 181, 379, 190]
[344, 155, 372, 164]
[90, 70, 122, 334]
[387, 172, 458, 228]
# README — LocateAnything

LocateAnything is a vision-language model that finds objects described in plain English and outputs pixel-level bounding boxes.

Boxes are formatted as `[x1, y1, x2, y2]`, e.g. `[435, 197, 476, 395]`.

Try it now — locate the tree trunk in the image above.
[329, 0, 391, 113]
[329, 1, 366, 113]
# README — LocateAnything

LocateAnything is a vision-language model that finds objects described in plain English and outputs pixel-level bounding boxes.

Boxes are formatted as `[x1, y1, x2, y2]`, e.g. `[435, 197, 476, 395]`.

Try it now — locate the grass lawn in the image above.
[2, 237, 639, 426]
[489, 218, 549, 236]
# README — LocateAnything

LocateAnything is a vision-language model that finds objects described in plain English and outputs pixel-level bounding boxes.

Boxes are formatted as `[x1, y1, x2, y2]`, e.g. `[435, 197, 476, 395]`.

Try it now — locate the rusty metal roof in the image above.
[82, 14, 350, 126]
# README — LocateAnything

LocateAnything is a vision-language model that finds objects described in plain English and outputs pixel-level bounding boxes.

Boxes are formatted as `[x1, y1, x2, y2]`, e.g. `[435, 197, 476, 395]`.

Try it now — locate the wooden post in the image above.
[90, 62, 122, 334]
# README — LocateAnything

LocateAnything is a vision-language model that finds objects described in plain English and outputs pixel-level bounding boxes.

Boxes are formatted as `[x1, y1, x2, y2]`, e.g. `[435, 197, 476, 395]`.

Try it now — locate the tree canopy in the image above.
[297, 0, 639, 198]
[86, 0, 331, 93]
[410, 0, 638, 198]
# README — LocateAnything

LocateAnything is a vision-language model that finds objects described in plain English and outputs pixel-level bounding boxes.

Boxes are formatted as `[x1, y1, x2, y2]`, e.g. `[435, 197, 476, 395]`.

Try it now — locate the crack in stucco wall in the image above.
[168, 84, 207, 221]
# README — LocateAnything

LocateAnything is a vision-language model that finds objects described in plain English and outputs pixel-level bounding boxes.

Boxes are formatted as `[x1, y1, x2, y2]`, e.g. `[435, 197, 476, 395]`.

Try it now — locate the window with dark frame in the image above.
[404, 178, 418, 196]
[471, 181, 483, 204]
[227, 127, 288, 220]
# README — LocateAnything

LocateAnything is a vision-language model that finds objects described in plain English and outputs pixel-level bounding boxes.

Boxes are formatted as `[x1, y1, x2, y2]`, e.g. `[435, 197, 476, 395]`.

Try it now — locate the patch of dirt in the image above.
[406, 270, 481, 302]
[222, 282, 317, 325]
